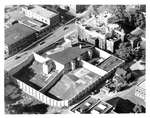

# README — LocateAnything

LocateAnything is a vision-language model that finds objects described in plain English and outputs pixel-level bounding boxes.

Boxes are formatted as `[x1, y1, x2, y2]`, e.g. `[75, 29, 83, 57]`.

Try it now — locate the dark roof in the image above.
[48, 47, 90, 65]
[98, 56, 124, 72]
[5, 23, 36, 46]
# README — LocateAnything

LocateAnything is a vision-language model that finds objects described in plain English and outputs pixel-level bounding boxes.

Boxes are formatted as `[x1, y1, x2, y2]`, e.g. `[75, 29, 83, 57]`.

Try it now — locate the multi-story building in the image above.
[6, 46, 124, 107]
[19, 16, 48, 32]
[128, 36, 141, 49]
[77, 23, 106, 50]
[77, 16, 125, 52]
[64, 28, 79, 45]
[5, 23, 37, 58]
[45, 47, 92, 73]
[22, 6, 60, 26]
[106, 37, 121, 53]
[83, 47, 125, 73]
[19, 15, 53, 39]
[10, 52, 68, 107]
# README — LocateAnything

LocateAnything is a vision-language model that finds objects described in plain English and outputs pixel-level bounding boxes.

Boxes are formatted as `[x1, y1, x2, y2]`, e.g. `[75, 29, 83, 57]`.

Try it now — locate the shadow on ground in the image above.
[132, 69, 145, 81]
[106, 97, 145, 113]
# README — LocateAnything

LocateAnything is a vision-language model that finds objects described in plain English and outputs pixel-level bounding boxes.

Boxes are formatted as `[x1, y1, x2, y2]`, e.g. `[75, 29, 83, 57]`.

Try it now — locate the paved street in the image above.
[5, 22, 76, 71]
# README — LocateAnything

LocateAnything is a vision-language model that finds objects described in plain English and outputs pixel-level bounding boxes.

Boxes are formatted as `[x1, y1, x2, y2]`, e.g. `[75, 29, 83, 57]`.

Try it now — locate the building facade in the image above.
[5, 23, 37, 58]
[77, 24, 106, 50]
[106, 38, 121, 53]
[22, 6, 60, 26]
[16, 79, 68, 107]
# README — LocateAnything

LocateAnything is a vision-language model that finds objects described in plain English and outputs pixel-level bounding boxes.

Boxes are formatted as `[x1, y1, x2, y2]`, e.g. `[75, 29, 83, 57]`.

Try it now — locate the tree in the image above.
[106, 5, 146, 33]
[126, 8, 145, 30]
[107, 5, 128, 24]
[8, 103, 49, 114]
[134, 11, 145, 29]
[92, 5, 132, 33]
[94, 5, 126, 15]
[115, 42, 133, 61]
[23, 103, 49, 114]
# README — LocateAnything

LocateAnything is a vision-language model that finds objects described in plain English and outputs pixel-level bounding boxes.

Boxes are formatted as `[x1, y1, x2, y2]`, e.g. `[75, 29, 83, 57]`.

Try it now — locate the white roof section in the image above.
[30, 6, 57, 18]
[33, 52, 49, 63]
[91, 109, 99, 114]
[81, 60, 107, 76]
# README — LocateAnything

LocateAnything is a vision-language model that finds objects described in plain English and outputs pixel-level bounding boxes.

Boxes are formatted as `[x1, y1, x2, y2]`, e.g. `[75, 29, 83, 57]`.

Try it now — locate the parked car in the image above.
[64, 26, 69, 30]
[90, 101, 113, 114]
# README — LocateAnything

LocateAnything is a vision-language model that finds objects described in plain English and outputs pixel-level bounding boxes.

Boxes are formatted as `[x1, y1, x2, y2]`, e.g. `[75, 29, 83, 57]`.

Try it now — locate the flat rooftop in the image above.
[48, 47, 91, 65]
[13, 59, 60, 90]
[13, 59, 41, 91]
[98, 56, 124, 72]
[19, 16, 47, 31]
[29, 60, 60, 88]
[88, 55, 124, 72]
[5, 23, 36, 46]
[49, 67, 101, 100]
[30, 6, 57, 18]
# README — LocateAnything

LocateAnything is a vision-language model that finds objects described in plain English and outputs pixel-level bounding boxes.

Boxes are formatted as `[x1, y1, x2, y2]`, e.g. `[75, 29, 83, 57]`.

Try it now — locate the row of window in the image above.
[17, 79, 68, 107]
[25, 10, 49, 24]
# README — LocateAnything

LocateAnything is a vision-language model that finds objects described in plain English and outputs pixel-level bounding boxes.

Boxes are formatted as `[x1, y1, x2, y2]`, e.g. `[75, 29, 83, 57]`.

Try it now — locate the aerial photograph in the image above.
[4, 5, 146, 114]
